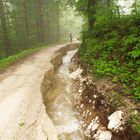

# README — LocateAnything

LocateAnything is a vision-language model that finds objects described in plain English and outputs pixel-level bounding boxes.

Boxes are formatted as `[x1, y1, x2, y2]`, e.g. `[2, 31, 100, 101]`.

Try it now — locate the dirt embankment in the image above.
[71, 53, 140, 140]
[41, 43, 80, 100]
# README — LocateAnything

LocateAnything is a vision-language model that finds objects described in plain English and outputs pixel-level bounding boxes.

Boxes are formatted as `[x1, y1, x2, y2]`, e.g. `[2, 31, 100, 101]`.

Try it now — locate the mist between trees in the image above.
[0, 0, 82, 58]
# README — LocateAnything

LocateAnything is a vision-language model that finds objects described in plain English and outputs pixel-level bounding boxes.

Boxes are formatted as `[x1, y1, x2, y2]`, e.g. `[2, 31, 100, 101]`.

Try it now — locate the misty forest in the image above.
[0, 0, 140, 140]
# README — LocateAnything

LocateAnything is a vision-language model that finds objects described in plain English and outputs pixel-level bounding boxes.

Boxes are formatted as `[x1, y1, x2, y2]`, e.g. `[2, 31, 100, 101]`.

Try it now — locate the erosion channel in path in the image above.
[44, 50, 85, 140]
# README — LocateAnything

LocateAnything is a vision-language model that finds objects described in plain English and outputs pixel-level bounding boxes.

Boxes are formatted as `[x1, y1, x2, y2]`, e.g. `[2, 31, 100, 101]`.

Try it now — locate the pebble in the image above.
[78, 89, 82, 93]
[85, 117, 100, 136]
[94, 95, 97, 98]
[89, 99, 92, 103]
[80, 104, 84, 108]
[94, 129, 112, 140]
[89, 112, 92, 116]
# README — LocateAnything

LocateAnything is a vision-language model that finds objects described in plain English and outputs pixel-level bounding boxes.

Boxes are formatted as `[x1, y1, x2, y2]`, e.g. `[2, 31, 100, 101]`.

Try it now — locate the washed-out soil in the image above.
[70, 53, 140, 140]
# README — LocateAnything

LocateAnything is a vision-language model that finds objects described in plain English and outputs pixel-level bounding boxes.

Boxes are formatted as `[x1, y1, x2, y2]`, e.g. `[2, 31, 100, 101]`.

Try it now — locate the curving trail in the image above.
[0, 44, 69, 140]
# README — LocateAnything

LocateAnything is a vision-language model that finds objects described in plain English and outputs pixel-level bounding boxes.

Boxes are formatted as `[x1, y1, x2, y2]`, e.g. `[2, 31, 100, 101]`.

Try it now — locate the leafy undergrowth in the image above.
[79, 16, 140, 100]
[79, 15, 140, 133]
[0, 45, 47, 72]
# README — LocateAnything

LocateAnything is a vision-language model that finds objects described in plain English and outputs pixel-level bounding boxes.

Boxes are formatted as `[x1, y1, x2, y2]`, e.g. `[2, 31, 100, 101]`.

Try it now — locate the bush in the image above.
[79, 16, 140, 100]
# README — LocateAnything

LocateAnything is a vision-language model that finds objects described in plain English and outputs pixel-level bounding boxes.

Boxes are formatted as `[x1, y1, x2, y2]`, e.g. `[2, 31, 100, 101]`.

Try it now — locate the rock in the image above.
[69, 67, 83, 79]
[94, 95, 97, 98]
[80, 104, 84, 108]
[89, 99, 92, 103]
[108, 111, 125, 131]
[93, 128, 112, 140]
[85, 117, 100, 137]
[78, 89, 83, 93]
[89, 112, 92, 116]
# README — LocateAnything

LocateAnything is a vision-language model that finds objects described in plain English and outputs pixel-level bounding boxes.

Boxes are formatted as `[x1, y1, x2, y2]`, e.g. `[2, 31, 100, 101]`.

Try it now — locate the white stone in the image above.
[89, 99, 92, 103]
[92, 106, 95, 110]
[76, 106, 79, 109]
[89, 112, 92, 116]
[85, 116, 100, 137]
[94, 95, 97, 98]
[94, 129, 112, 140]
[108, 111, 125, 131]
[80, 104, 84, 108]
[69, 68, 83, 79]
[78, 89, 82, 93]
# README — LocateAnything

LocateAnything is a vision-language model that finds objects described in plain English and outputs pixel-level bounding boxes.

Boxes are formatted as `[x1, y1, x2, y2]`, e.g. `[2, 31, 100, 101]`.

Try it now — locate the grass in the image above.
[0, 45, 47, 72]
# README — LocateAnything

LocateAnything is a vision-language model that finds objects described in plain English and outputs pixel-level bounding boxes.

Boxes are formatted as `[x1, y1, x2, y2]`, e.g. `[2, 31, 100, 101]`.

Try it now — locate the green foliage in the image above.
[122, 35, 139, 47]
[79, 16, 140, 100]
[93, 60, 119, 77]
[130, 113, 140, 133]
[76, 0, 140, 135]
[0, 0, 81, 58]
[19, 122, 25, 127]
[129, 45, 140, 58]
[0, 45, 47, 72]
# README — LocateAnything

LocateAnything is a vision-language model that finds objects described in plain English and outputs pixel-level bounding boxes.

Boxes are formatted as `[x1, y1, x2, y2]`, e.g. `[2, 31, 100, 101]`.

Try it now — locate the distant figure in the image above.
[69, 33, 73, 43]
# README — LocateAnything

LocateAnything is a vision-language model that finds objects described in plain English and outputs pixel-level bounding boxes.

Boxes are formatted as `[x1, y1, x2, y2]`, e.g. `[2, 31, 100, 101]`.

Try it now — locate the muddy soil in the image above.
[44, 50, 85, 140]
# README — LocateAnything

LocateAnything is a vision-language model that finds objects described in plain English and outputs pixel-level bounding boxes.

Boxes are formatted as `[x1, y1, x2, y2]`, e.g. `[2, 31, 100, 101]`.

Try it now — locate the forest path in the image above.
[0, 44, 68, 140]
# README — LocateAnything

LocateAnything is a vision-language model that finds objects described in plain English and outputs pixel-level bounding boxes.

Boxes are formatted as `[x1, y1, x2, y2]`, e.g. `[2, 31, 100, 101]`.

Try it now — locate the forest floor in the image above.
[0, 44, 67, 140]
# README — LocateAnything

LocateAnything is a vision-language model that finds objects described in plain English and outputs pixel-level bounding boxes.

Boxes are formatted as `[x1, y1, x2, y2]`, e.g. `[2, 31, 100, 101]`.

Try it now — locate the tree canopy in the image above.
[0, 0, 82, 58]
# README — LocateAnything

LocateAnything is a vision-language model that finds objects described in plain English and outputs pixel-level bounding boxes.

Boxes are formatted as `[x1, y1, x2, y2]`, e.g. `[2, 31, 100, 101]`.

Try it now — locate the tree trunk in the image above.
[23, 0, 29, 46]
[107, 0, 112, 19]
[116, 5, 120, 18]
[0, 0, 11, 55]
[36, 0, 44, 43]
[134, 0, 138, 15]
[87, 0, 96, 31]
[13, 7, 18, 37]
[56, 2, 60, 42]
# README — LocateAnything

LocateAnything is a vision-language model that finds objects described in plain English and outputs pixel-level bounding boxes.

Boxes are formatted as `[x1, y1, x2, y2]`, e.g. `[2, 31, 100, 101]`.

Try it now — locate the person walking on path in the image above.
[69, 33, 73, 43]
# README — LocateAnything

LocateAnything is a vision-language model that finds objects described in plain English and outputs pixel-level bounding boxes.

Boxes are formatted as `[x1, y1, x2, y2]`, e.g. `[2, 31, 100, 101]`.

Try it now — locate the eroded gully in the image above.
[44, 50, 85, 140]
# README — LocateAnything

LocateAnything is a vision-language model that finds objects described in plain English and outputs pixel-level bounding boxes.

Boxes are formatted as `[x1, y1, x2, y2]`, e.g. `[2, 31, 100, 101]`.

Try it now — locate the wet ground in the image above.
[0, 45, 65, 140]
[45, 50, 85, 140]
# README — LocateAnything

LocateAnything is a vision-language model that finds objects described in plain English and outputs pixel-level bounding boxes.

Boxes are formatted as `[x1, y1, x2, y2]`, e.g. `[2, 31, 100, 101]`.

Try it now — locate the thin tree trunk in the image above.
[0, 0, 11, 55]
[23, 0, 29, 46]
[116, 5, 120, 18]
[13, 7, 18, 37]
[46, 18, 51, 43]
[106, 0, 113, 26]
[36, 0, 44, 43]
[4, 2, 11, 38]
[87, 0, 96, 31]
[134, 0, 138, 15]
[107, 0, 112, 20]
[56, 2, 60, 42]
[36, 8, 41, 43]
